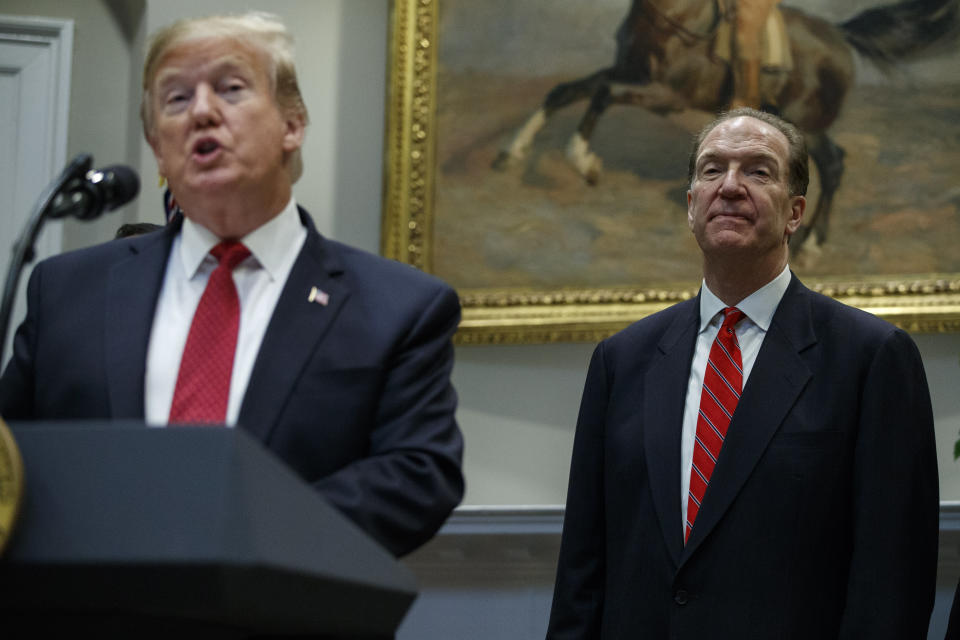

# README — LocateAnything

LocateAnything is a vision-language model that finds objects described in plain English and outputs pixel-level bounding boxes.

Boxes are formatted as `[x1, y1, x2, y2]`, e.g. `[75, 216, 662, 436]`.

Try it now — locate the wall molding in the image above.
[405, 503, 960, 578]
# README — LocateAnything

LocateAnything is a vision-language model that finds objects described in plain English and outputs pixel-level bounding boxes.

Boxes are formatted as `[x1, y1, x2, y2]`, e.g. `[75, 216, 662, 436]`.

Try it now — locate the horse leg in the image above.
[566, 84, 613, 185]
[493, 69, 613, 170]
[611, 81, 690, 115]
[564, 79, 694, 185]
[793, 131, 845, 250]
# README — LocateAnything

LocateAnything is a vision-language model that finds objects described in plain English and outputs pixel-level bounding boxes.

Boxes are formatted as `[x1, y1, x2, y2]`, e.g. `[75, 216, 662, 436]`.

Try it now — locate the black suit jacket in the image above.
[546, 275, 938, 638]
[0, 209, 464, 557]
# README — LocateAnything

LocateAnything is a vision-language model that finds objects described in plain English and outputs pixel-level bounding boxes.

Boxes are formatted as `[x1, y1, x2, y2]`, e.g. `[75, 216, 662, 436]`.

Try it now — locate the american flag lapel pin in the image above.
[308, 286, 330, 306]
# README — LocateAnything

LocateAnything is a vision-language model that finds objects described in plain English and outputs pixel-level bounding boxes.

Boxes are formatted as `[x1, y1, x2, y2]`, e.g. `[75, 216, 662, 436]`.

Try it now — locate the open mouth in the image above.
[193, 139, 221, 157]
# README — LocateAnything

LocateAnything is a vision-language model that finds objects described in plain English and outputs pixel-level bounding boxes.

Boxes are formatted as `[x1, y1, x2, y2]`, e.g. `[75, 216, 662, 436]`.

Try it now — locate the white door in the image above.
[0, 15, 72, 367]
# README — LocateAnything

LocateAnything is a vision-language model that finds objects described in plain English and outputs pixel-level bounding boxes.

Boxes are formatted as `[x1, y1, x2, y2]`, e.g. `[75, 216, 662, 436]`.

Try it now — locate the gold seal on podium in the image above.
[0, 417, 24, 556]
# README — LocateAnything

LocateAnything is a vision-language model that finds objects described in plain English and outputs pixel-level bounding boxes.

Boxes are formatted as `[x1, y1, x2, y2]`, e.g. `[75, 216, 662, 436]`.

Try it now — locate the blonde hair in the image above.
[140, 11, 309, 182]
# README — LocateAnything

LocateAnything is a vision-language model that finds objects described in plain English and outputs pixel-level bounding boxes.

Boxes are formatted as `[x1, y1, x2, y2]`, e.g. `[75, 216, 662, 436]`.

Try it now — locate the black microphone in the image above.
[1, 155, 142, 366]
[47, 165, 140, 220]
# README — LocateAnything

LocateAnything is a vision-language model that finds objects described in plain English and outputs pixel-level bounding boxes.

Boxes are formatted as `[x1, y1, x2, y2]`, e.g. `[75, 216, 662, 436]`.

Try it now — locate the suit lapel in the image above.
[238, 212, 350, 443]
[681, 276, 816, 560]
[643, 299, 699, 567]
[105, 225, 178, 418]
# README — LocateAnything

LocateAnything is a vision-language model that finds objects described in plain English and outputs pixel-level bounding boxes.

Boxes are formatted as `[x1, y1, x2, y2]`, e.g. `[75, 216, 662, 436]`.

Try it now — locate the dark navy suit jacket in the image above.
[546, 274, 938, 639]
[0, 209, 464, 557]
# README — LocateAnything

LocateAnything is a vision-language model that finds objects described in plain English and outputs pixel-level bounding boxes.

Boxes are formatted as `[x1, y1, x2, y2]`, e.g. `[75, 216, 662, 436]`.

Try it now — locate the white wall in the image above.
[0, 0, 137, 250]
[920, 333, 960, 503]
[454, 334, 960, 505]
[2, 0, 959, 506]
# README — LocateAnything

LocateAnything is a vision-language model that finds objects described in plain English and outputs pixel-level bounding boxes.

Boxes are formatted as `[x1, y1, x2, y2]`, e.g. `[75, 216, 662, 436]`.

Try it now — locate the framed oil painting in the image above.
[383, 0, 960, 344]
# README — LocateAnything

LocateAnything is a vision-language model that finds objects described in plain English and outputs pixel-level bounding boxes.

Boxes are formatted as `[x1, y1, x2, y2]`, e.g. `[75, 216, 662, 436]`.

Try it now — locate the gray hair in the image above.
[687, 108, 809, 197]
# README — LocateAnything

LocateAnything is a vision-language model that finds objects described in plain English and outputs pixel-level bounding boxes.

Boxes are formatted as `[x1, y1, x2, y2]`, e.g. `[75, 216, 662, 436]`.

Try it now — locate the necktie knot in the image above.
[211, 241, 250, 271]
[720, 307, 745, 334]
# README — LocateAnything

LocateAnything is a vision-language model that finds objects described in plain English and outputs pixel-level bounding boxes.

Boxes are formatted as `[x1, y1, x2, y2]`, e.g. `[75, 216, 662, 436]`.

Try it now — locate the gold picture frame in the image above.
[382, 0, 960, 345]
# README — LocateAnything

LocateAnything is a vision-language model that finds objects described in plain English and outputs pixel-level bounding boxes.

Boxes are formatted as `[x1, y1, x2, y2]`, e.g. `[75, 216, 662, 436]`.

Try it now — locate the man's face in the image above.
[147, 37, 304, 226]
[687, 116, 804, 260]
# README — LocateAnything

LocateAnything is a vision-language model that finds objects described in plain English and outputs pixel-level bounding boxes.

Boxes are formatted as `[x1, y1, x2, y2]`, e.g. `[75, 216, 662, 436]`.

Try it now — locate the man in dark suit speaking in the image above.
[0, 12, 463, 558]
[546, 108, 938, 638]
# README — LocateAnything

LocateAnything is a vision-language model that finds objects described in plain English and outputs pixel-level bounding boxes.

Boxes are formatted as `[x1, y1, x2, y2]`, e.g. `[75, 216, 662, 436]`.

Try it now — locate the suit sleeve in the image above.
[546, 342, 609, 639]
[313, 282, 464, 557]
[839, 328, 939, 637]
[0, 262, 41, 419]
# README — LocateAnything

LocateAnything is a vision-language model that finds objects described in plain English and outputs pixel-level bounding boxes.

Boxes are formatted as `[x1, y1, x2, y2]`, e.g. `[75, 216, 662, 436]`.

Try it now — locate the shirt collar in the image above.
[698, 264, 792, 332]
[179, 198, 304, 280]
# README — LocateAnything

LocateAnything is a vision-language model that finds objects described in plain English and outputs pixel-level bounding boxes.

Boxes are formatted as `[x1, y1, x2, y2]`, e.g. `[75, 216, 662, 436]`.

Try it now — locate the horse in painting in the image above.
[493, 0, 959, 250]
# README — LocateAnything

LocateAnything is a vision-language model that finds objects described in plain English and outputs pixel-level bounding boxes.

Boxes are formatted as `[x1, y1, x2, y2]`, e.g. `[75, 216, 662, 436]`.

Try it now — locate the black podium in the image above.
[0, 422, 417, 638]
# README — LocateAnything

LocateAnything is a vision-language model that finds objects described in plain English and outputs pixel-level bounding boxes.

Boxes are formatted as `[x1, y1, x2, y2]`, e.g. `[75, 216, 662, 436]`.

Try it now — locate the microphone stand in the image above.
[0, 153, 93, 367]
[0, 152, 130, 559]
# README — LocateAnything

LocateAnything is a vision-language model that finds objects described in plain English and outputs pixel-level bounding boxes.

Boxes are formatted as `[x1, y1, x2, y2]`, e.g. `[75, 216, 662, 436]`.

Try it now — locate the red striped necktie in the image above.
[169, 241, 250, 424]
[685, 306, 745, 543]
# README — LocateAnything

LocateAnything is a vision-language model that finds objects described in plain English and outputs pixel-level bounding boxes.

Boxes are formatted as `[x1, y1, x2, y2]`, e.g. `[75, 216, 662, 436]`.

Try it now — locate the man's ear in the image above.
[148, 134, 167, 177]
[282, 112, 306, 153]
[784, 195, 806, 236]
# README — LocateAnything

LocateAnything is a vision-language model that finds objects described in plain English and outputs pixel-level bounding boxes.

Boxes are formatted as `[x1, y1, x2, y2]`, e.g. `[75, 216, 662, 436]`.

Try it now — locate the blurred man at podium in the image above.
[0, 12, 464, 558]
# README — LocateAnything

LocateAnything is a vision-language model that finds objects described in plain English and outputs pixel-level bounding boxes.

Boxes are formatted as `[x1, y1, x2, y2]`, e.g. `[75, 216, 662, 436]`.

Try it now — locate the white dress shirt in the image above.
[679, 265, 792, 530]
[145, 198, 307, 426]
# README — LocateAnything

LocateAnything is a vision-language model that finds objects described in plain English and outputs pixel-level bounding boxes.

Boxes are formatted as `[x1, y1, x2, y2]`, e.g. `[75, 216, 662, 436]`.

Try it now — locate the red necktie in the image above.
[169, 241, 250, 424]
[686, 306, 745, 543]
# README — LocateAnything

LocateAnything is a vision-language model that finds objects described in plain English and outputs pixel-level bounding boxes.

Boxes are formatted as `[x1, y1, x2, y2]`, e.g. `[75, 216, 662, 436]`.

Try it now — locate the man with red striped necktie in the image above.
[0, 12, 464, 559]
[547, 108, 938, 639]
